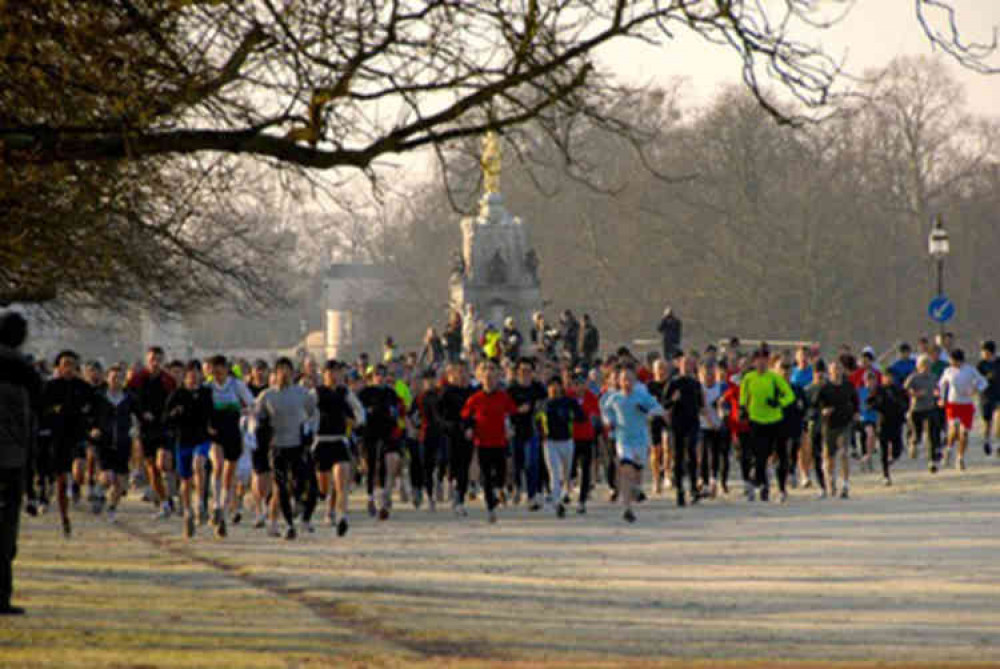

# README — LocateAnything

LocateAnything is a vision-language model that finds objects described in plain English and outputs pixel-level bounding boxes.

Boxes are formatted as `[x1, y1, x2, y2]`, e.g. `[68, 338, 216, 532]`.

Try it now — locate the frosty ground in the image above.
[4, 442, 999, 668]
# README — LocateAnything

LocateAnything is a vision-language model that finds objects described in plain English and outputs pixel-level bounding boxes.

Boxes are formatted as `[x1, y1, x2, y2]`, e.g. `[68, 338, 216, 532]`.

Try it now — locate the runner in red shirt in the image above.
[567, 368, 601, 514]
[461, 360, 517, 523]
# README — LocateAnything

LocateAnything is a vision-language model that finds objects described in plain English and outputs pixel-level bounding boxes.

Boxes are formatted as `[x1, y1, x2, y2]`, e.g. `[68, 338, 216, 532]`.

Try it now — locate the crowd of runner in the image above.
[12, 310, 1000, 540]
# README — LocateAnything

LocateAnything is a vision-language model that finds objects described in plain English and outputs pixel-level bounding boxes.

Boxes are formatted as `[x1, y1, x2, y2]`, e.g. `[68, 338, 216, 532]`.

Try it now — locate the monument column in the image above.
[449, 131, 543, 336]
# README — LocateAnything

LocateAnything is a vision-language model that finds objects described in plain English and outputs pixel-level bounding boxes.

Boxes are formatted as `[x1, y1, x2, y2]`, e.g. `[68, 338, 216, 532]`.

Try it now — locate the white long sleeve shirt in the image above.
[938, 364, 988, 405]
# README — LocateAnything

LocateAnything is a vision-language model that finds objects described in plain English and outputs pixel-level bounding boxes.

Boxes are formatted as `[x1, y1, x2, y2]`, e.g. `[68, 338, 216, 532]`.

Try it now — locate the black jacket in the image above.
[0, 346, 42, 469]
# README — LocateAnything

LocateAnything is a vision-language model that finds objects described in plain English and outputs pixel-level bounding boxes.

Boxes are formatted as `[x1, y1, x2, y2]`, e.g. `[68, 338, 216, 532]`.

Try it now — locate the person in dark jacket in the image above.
[657, 307, 682, 360]
[164, 362, 214, 538]
[40, 349, 98, 537]
[866, 372, 909, 486]
[444, 311, 463, 363]
[560, 310, 580, 363]
[0, 311, 43, 615]
[93, 364, 140, 521]
[581, 314, 600, 365]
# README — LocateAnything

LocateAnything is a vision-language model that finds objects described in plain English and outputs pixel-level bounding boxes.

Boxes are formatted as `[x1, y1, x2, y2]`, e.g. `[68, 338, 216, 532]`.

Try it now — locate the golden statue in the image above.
[480, 130, 501, 194]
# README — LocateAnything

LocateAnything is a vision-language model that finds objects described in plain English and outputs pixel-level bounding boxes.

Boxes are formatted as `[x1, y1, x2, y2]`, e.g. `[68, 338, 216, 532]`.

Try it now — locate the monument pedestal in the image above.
[450, 192, 542, 333]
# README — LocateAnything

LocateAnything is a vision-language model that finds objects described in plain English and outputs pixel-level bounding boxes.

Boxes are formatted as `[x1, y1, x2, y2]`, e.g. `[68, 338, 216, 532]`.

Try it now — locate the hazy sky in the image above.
[598, 0, 1000, 114]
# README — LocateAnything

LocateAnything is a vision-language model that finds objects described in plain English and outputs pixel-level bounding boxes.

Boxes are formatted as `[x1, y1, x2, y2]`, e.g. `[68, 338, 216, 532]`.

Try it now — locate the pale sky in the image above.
[597, 0, 1000, 115]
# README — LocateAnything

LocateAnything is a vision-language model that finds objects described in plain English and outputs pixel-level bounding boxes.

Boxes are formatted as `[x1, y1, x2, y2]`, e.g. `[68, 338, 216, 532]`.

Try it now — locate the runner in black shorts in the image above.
[40, 350, 97, 537]
[93, 364, 140, 523]
[358, 365, 404, 520]
[207, 355, 254, 537]
[128, 346, 177, 519]
[312, 361, 363, 535]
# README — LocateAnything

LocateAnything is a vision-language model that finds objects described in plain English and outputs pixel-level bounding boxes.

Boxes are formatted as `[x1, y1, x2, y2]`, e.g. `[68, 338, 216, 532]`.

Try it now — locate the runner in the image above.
[128, 346, 177, 520]
[866, 370, 909, 485]
[506, 358, 547, 510]
[699, 362, 728, 497]
[803, 360, 828, 493]
[461, 360, 518, 523]
[538, 375, 583, 518]
[663, 352, 706, 507]
[777, 359, 808, 489]
[255, 357, 318, 539]
[904, 354, 943, 471]
[976, 341, 999, 456]
[439, 362, 475, 516]
[205, 355, 254, 537]
[646, 358, 671, 495]
[164, 362, 214, 539]
[601, 365, 664, 523]
[739, 350, 794, 503]
[413, 369, 445, 512]
[937, 349, 988, 471]
[312, 361, 363, 536]
[568, 368, 601, 515]
[39, 350, 98, 537]
[816, 360, 859, 499]
[357, 364, 403, 520]
[93, 364, 140, 522]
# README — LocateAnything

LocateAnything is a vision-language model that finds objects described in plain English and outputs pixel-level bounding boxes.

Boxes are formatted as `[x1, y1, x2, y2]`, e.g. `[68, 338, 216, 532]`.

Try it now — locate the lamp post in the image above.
[928, 214, 950, 335]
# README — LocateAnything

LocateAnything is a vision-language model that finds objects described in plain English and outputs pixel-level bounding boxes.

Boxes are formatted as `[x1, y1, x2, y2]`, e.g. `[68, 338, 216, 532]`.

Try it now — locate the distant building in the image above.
[323, 263, 396, 360]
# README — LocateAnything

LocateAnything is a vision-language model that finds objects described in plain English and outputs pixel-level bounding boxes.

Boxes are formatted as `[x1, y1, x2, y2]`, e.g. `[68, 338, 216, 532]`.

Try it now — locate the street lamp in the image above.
[928, 214, 950, 334]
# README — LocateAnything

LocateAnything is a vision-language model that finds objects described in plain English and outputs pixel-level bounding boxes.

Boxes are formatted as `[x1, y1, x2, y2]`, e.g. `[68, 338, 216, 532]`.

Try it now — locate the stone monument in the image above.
[450, 131, 543, 332]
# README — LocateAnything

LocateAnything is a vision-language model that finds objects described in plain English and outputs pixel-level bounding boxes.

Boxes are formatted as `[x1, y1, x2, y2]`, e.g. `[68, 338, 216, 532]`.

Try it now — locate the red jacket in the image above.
[567, 388, 600, 441]
[461, 389, 517, 448]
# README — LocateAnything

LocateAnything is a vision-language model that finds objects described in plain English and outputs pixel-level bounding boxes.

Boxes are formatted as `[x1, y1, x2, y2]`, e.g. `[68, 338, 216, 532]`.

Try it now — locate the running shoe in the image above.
[428, 497, 436, 513]
[556, 503, 566, 518]
[0, 605, 26, 616]
[326, 509, 336, 527]
[957, 457, 966, 471]
[267, 523, 281, 538]
[336, 518, 349, 537]
[184, 513, 195, 539]
[839, 486, 850, 499]
[377, 507, 390, 521]
[929, 463, 939, 474]
[984, 442, 992, 456]
[676, 492, 686, 508]
[61, 517, 72, 538]
[745, 486, 756, 502]
[778, 491, 788, 504]
[576, 503, 586, 515]
[487, 510, 498, 524]
[760, 488, 770, 503]
[367, 500, 377, 517]
[284, 526, 297, 540]
[883, 476, 892, 486]
[623, 509, 636, 524]
[24, 500, 38, 517]
[231, 511, 242, 526]
[413, 489, 423, 510]
[198, 503, 208, 525]
[528, 500, 542, 512]
[215, 517, 227, 538]
[817, 489, 828, 500]
[454, 504, 468, 517]
[106, 508, 117, 524]
[303, 521, 315, 534]
[253, 516, 266, 529]
[635, 490, 647, 504]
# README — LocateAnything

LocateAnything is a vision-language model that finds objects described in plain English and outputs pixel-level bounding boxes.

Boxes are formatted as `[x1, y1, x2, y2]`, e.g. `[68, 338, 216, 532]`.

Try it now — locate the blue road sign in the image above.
[928, 295, 955, 324]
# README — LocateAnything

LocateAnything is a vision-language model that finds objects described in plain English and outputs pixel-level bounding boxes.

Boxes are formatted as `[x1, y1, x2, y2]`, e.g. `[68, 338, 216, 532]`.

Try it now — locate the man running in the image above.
[461, 360, 518, 523]
[40, 351, 98, 536]
[506, 358, 546, 510]
[739, 351, 794, 503]
[207, 355, 254, 537]
[538, 375, 583, 518]
[977, 341, 999, 456]
[816, 360, 859, 499]
[938, 349, 988, 471]
[568, 368, 601, 515]
[866, 370, 909, 486]
[601, 365, 664, 523]
[256, 357, 318, 539]
[312, 361, 363, 536]
[165, 363, 214, 539]
[439, 363, 474, 516]
[663, 353, 706, 507]
[357, 364, 403, 520]
[93, 364, 140, 522]
[128, 346, 177, 519]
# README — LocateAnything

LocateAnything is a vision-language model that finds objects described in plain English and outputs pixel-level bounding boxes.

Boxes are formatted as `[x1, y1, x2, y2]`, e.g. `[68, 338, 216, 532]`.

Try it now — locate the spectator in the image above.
[657, 307, 682, 360]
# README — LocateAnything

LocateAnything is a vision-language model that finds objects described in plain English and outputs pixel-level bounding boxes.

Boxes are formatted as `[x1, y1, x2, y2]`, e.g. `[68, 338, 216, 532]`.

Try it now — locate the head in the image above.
[275, 357, 295, 387]
[795, 346, 809, 368]
[167, 360, 184, 385]
[0, 311, 28, 349]
[916, 354, 931, 374]
[864, 370, 878, 389]
[504, 316, 515, 331]
[652, 359, 669, 381]
[84, 360, 104, 386]
[55, 350, 80, 379]
[145, 346, 165, 374]
[777, 358, 793, 380]
[201, 358, 213, 382]
[447, 362, 467, 386]
[251, 360, 269, 386]
[107, 364, 123, 392]
[516, 357, 535, 385]
[421, 369, 437, 391]
[617, 365, 636, 394]
[950, 348, 965, 367]
[480, 360, 500, 391]
[699, 362, 718, 386]
[898, 342, 912, 359]
[917, 337, 930, 354]
[753, 350, 769, 373]
[861, 348, 875, 368]
[211, 354, 229, 383]
[828, 360, 843, 383]
[547, 375, 564, 399]
[183, 362, 200, 390]
[813, 359, 827, 384]
[982, 340, 996, 360]
[322, 360, 339, 388]
[681, 352, 698, 377]
[372, 364, 388, 386]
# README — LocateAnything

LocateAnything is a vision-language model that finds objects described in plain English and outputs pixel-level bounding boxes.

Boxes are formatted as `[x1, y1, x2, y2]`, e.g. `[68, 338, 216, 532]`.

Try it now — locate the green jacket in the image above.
[739, 370, 794, 425]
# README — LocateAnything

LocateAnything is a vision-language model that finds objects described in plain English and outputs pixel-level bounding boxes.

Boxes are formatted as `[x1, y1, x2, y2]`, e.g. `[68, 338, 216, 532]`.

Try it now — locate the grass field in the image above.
[3, 441, 1000, 668]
